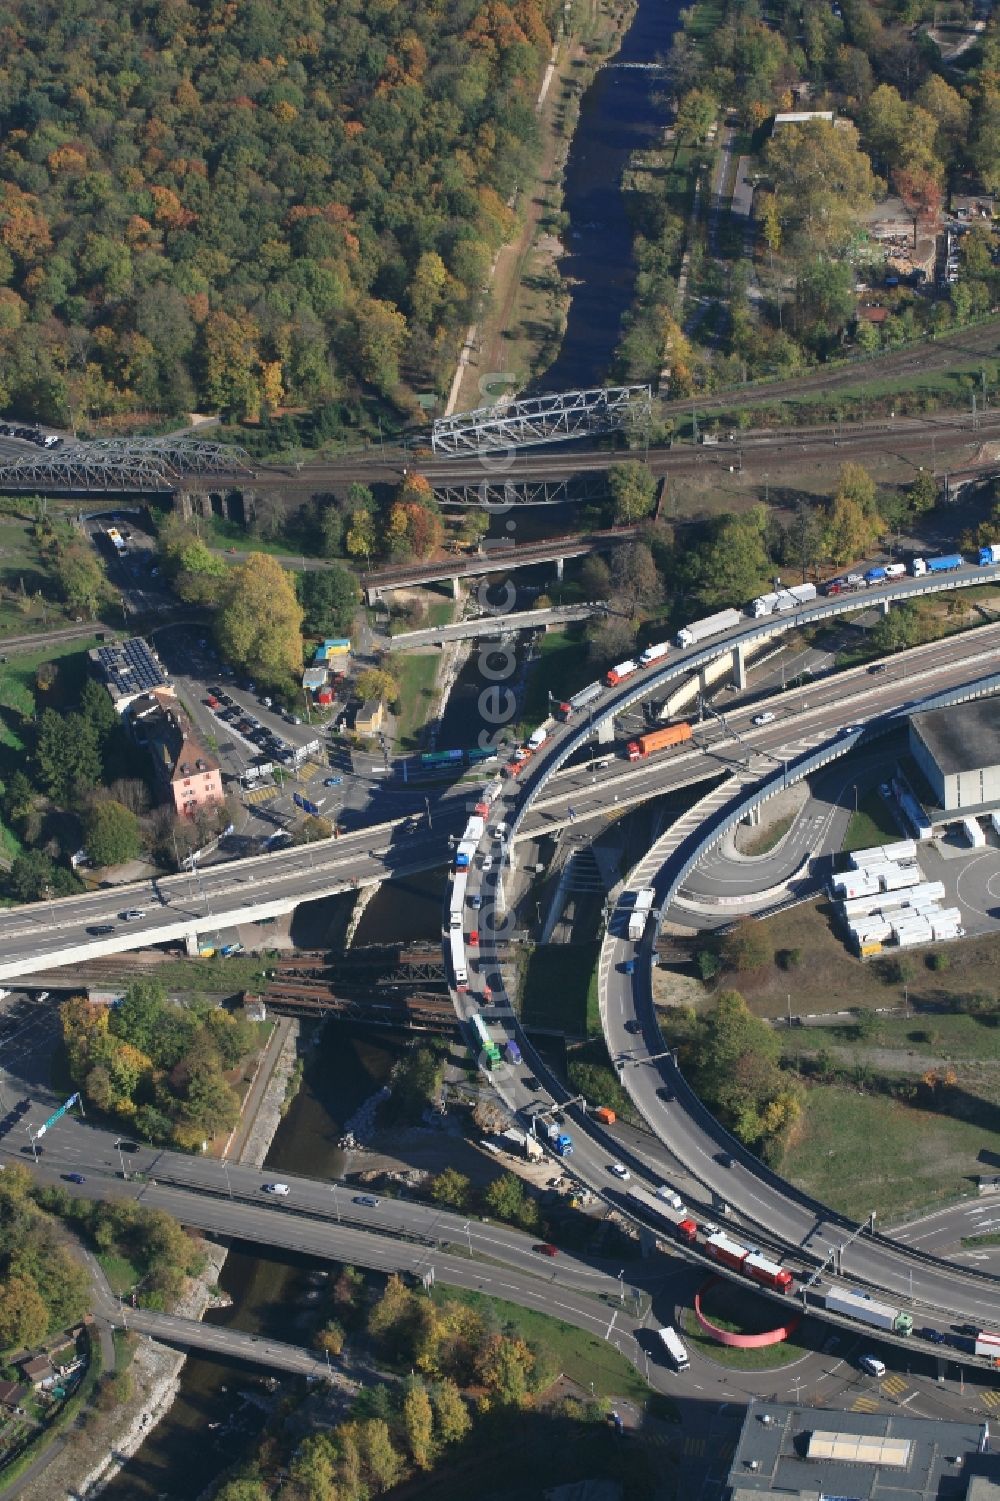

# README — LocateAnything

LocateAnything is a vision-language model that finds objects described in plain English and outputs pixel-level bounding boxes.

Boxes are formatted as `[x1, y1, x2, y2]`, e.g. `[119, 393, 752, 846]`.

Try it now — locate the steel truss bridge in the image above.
[0, 437, 252, 492]
[430, 385, 652, 456]
[432, 474, 609, 508]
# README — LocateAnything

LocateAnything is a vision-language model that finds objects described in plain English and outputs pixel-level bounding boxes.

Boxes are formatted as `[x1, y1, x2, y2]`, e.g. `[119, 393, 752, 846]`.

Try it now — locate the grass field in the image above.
[679, 1283, 816, 1371]
[430, 1285, 651, 1402]
[97, 1251, 143, 1297]
[519, 626, 591, 728]
[701, 899, 1000, 1021]
[776, 1080, 987, 1221]
[741, 812, 796, 857]
[0, 515, 76, 636]
[521, 940, 601, 1037]
[814, 1008, 1000, 1062]
[842, 791, 900, 853]
[392, 652, 441, 749]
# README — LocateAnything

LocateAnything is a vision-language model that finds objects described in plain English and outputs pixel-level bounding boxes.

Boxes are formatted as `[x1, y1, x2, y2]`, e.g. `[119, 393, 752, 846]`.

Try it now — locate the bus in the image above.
[657, 1327, 689, 1371]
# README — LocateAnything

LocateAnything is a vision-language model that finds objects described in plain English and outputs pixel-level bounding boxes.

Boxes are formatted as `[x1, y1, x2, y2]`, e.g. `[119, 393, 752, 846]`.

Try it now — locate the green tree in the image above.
[355, 299, 408, 394]
[675, 88, 717, 145]
[346, 508, 378, 565]
[35, 709, 101, 801]
[477, 1333, 535, 1406]
[909, 470, 937, 514]
[217, 553, 304, 685]
[79, 676, 119, 749]
[55, 542, 113, 618]
[85, 799, 142, 867]
[431, 1167, 471, 1210]
[765, 119, 881, 252]
[871, 601, 920, 653]
[484, 1172, 538, 1230]
[355, 667, 399, 704]
[360, 1417, 405, 1491]
[690, 506, 772, 607]
[607, 461, 657, 524]
[297, 564, 359, 636]
[608, 542, 662, 617]
[109, 980, 167, 1058]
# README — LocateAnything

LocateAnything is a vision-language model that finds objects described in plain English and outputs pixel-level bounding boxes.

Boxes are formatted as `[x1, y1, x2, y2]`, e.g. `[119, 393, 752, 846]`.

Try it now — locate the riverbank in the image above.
[34, 1019, 302, 1501]
[449, 0, 638, 412]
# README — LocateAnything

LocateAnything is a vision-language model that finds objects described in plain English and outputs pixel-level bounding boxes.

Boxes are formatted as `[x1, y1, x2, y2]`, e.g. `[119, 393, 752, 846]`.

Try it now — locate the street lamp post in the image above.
[222, 1158, 233, 1200]
[618, 1268, 625, 1307]
[424, 795, 432, 829]
[331, 1182, 341, 1224]
[115, 1137, 129, 1180]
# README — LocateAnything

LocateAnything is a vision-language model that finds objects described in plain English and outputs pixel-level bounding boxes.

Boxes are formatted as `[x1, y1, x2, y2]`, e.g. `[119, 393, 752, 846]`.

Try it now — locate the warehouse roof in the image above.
[910, 697, 1000, 776]
[726, 1403, 999, 1499]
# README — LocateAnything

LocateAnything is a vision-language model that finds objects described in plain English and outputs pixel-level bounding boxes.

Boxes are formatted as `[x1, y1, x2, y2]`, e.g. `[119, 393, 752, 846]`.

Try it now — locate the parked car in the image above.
[353, 1194, 380, 1208]
[119, 908, 146, 921]
[262, 1182, 290, 1196]
[859, 1354, 886, 1378]
[63, 1172, 86, 1184]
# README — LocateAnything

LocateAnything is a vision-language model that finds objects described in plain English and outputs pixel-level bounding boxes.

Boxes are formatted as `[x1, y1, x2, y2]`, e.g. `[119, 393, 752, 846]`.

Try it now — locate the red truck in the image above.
[627, 722, 692, 762]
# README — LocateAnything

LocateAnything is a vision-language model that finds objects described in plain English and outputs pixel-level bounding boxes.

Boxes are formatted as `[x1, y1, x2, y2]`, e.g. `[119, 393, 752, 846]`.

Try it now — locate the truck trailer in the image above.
[627, 888, 656, 941]
[627, 721, 693, 761]
[750, 582, 817, 616]
[639, 640, 671, 666]
[912, 553, 963, 576]
[676, 608, 743, 649]
[556, 680, 603, 720]
[823, 1286, 913, 1335]
[606, 659, 639, 686]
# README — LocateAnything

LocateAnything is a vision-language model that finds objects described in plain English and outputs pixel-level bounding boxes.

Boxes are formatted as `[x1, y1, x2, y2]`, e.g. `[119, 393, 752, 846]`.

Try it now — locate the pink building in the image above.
[128, 691, 223, 818]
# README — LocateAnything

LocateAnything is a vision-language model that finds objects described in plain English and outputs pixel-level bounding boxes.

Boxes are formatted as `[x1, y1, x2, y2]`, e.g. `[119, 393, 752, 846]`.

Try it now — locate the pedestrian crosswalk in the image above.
[297, 760, 326, 783]
[980, 1389, 1000, 1411]
[244, 784, 280, 806]
[683, 1436, 706, 1457]
[882, 1375, 908, 1397]
[851, 1395, 881, 1413]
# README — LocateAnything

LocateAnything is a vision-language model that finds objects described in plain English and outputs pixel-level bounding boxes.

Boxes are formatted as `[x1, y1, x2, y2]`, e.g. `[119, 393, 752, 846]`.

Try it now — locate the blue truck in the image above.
[505, 1039, 522, 1065]
[979, 543, 1000, 566]
[546, 1124, 573, 1156]
[913, 553, 963, 577]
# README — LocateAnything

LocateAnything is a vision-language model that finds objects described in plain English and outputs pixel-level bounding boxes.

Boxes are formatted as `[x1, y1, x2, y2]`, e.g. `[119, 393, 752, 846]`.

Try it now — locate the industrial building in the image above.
[726, 1402, 1000, 1500]
[909, 699, 1000, 818]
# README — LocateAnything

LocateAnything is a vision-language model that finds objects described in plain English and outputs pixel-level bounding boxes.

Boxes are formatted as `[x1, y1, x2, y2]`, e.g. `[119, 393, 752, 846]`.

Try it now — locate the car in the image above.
[523, 1075, 541, 1090]
[879, 782, 892, 798]
[657, 1187, 685, 1210]
[714, 1150, 734, 1167]
[533, 1243, 559, 1258]
[324, 776, 343, 787]
[481, 854, 494, 872]
[262, 1182, 290, 1196]
[859, 1354, 886, 1379]
[469, 893, 483, 910]
[621, 959, 637, 976]
[205, 696, 220, 709]
[699, 1221, 720, 1237]
[468, 931, 479, 946]
[918, 1327, 946, 1344]
[118, 1141, 139, 1153]
[119, 908, 146, 921]
[353, 1194, 380, 1208]
[625, 1018, 642, 1034]
[609, 1163, 630, 1180]
[260, 696, 272, 708]
[87, 924, 115, 936]
[656, 1086, 672, 1101]
[867, 662, 888, 675]
[752, 711, 776, 726]
[63, 1172, 86, 1184]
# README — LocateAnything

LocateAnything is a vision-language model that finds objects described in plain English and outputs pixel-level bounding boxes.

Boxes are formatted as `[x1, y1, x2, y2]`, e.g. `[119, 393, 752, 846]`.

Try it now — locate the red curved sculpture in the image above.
[694, 1276, 802, 1348]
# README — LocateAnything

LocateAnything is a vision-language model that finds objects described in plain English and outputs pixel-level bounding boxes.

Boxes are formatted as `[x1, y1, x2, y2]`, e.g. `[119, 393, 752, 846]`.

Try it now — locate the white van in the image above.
[658, 1326, 690, 1371]
[263, 1182, 290, 1196]
[859, 1354, 886, 1378]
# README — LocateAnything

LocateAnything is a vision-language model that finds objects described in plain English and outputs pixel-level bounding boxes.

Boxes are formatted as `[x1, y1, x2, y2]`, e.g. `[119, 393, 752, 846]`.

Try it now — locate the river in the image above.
[539, 0, 679, 390]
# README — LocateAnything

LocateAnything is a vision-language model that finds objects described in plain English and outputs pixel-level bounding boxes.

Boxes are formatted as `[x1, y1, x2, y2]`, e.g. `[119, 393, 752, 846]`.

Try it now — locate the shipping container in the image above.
[627, 721, 693, 761]
[593, 1106, 617, 1125]
[859, 941, 884, 956]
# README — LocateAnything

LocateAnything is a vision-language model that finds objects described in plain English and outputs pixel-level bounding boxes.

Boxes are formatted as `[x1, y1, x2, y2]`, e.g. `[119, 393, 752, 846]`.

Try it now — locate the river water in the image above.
[539, 0, 678, 390]
[101, 0, 681, 1492]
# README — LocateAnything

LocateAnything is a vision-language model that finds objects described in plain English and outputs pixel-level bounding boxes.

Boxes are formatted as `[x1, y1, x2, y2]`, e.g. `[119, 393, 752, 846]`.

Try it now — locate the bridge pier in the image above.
[450, 576, 461, 600]
[596, 716, 615, 745]
[183, 929, 200, 956]
[554, 556, 564, 583]
[880, 598, 890, 616]
[731, 643, 748, 691]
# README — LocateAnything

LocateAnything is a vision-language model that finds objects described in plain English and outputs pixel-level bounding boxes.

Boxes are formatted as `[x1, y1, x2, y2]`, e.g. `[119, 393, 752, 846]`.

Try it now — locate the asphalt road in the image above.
[1, 621, 999, 979]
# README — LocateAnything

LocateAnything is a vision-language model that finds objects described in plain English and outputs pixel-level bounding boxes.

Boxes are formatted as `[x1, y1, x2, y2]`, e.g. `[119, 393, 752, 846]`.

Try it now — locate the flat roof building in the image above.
[909, 698, 1000, 816]
[727, 1402, 1000, 1500]
[88, 637, 171, 713]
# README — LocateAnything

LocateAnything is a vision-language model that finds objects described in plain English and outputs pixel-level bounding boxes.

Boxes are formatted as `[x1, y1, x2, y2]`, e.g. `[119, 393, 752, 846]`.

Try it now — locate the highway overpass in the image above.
[388, 600, 606, 649]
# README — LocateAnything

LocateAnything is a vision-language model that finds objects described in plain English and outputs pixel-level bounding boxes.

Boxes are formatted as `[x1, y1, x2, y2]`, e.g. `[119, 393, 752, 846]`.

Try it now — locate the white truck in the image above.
[449, 928, 468, 989]
[639, 640, 671, 666]
[627, 888, 656, 941]
[750, 582, 817, 617]
[823, 1286, 912, 1335]
[675, 608, 743, 649]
